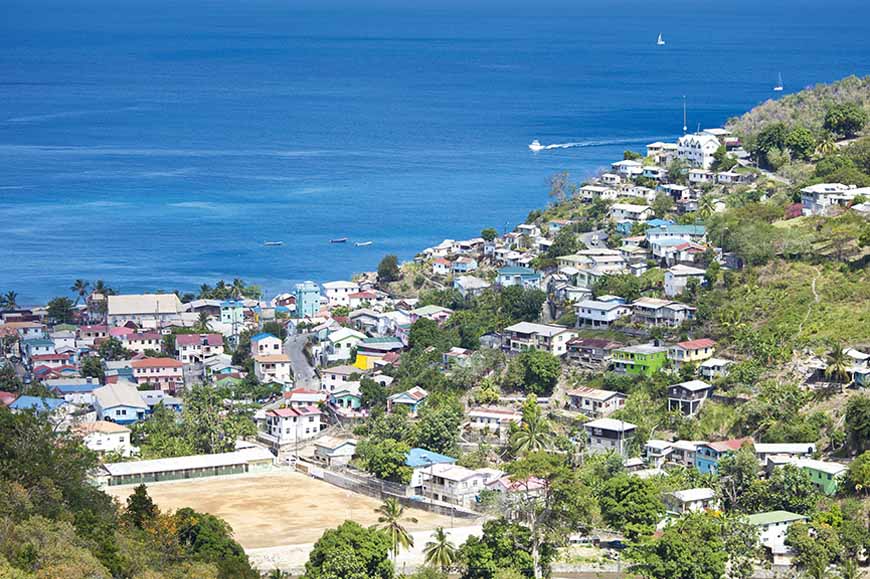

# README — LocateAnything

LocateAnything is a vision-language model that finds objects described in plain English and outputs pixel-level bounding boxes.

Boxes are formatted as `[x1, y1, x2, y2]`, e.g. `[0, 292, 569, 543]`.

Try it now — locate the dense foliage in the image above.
[0, 408, 255, 579]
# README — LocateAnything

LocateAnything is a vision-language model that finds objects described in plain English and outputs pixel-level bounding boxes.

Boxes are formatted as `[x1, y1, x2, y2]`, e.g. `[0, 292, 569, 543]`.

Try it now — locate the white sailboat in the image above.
[656, 33, 665, 46]
[774, 72, 784, 92]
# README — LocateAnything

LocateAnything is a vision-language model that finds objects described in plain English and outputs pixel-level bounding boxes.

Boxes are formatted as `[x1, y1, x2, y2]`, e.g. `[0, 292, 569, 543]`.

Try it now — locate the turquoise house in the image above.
[331, 389, 362, 411]
[294, 281, 321, 318]
[694, 438, 751, 474]
[220, 300, 245, 327]
[496, 267, 541, 289]
[387, 386, 428, 417]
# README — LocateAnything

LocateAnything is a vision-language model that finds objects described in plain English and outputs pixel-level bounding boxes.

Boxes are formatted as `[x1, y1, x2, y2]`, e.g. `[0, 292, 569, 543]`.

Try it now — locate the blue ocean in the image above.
[2, 0, 870, 303]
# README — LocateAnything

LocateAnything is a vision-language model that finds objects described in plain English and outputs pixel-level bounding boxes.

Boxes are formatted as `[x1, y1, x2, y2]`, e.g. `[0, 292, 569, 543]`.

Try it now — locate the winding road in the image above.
[284, 333, 318, 389]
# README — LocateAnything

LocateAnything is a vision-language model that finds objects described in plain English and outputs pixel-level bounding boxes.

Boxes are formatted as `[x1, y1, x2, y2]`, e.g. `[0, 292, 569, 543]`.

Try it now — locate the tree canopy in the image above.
[304, 521, 394, 579]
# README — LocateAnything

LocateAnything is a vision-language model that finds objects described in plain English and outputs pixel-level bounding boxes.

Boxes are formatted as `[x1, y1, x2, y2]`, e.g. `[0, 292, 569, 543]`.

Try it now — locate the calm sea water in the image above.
[2, 0, 870, 303]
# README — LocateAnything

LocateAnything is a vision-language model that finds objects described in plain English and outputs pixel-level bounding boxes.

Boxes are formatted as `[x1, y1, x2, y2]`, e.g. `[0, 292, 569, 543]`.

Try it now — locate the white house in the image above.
[754, 443, 816, 466]
[677, 133, 720, 169]
[688, 169, 714, 184]
[454, 275, 491, 299]
[631, 297, 697, 327]
[120, 332, 162, 356]
[646, 142, 678, 165]
[644, 439, 674, 468]
[466, 407, 522, 438]
[747, 511, 808, 558]
[313, 437, 357, 467]
[323, 327, 366, 364]
[264, 405, 322, 445]
[320, 364, 361, 393]
[700, 357, 733, 379]
[665, 264, 707, 297]
[611, 159, 644, 177]
[254, 354, 293, 384]
[107, 294, 184, 328]
[575, 300, 632, 328]
[283, 387, 328, 407]
[175, 333, 224, 364]
[579, 185, 618, 201]
[421, 463, 499, 507]
[642, 166, 666, 181]
[322, 281, 361, 308]
[503, 322, 577, 357]
[609, 203, 653, 222]
[567, 386, 625, 417]
[73, 422, 136, 457]
[800, 183, 863, 216]
[601, 172, 622, 185]
[251, 332, 283, 357]
[93, 382, 148, 425]
[664, 488, 717, 515]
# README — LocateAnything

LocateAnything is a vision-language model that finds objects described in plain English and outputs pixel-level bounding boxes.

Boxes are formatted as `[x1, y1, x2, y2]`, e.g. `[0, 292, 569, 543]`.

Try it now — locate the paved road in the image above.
[284, 334, 318, 389]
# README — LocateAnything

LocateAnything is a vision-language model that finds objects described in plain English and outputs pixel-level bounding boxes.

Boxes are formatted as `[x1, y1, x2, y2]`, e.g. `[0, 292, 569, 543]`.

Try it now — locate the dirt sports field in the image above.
[106, 470, 455, 549]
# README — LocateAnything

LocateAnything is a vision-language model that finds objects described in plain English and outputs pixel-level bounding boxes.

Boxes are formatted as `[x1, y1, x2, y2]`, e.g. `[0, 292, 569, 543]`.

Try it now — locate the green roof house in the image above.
[793, 458, 848, 496]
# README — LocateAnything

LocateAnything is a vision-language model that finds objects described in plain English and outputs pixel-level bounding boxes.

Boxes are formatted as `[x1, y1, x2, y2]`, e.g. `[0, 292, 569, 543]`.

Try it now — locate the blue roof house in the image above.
[646, 218, 675, 229]
[406, 447, 458, 490]
[9, 396, 67, 415]
[49, 382, 100, 405]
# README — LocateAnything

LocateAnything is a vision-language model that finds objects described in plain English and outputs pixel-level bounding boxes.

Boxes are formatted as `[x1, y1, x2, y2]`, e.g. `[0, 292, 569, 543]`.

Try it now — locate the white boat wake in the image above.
[529, 136, 672, 152]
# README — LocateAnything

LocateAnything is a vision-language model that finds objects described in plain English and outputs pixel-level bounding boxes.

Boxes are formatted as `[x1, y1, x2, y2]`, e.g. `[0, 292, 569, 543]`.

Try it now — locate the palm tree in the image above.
[231, 278, 246, 299]
[215, 280, 228, 298]
[375, 497, 417, 562]
[825, 342, 852, 385]
[1, 291, 18, 311]
[423, 527, 456, 572]
[815, 133, 837, 158]
[510, 405, 553, 455]
[71, 279, 90, 305]
[195, 311, 211, 332]
[92, 279, 116, 296]
[698, 195, 716, 220]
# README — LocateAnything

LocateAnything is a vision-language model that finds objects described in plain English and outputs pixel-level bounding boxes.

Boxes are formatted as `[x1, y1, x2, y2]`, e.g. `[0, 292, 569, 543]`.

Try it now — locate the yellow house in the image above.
[669, 338, 716, 367]
[354, 354, 374, 370]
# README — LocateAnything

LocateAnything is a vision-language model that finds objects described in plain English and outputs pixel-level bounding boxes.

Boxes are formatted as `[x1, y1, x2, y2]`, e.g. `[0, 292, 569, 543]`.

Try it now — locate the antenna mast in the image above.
[682, 96, 688, 133]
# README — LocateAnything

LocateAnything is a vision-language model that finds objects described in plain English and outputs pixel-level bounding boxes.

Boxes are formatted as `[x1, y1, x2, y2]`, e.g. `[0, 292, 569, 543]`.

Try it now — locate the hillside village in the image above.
[3, 77, 870, 579]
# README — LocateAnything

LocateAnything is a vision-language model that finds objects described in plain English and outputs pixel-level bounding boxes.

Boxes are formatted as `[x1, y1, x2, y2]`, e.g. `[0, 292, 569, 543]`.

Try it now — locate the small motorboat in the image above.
[773, 72, 784, 92]
[330, 237, 348, 244]
[529, 139, 545, 152]
[263, 241, 284, 247]
[355, 241, 373, 247]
